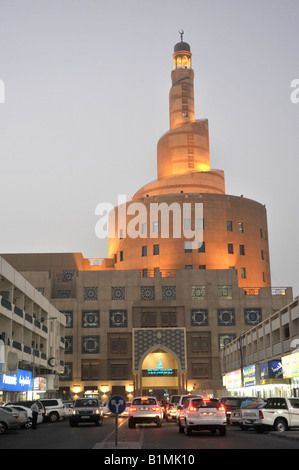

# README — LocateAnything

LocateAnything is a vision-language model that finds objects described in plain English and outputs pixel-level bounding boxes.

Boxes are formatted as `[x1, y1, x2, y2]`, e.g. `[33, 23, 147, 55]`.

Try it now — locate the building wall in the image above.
[1, 254, 292, 399]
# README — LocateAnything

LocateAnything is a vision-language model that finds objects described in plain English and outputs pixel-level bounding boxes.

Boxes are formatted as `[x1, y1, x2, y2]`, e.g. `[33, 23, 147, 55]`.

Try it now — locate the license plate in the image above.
[81, 416, 90, 419]
[201, 412, 215, 416]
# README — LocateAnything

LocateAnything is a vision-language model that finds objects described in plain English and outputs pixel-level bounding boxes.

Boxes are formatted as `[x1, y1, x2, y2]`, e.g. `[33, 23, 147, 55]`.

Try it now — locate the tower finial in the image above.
[179, 29, 184, 41]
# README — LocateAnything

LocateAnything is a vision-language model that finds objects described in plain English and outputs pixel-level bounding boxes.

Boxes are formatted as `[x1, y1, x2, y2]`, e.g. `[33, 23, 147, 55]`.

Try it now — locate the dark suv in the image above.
[69, 398, 103, 427]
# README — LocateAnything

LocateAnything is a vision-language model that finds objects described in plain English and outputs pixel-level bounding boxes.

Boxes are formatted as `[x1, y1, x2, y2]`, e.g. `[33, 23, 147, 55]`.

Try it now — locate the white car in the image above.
[120, 402, 131, 417]
[1, 406, 29, 429]
[128, 397, 163, 428]
[9, 405, 43, 428]
[178, 397, 227, 436]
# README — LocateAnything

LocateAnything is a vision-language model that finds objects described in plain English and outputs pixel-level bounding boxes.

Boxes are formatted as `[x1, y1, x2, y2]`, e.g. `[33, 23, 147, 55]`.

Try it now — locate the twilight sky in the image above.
[0, 0, 298, 296]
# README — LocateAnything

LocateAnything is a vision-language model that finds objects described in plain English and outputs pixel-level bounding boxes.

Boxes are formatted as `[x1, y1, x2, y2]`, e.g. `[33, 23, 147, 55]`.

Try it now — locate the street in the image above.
[0, 415, 299, 451]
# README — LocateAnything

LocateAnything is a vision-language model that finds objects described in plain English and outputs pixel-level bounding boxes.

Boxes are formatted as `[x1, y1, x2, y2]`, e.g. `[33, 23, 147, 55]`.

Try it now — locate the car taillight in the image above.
[152, 406, 160, 412]
[189, 406, 197, 412]
[129, 407, 137, 412]
[259, 410, 264, 419]
[219, 405, 225, 412]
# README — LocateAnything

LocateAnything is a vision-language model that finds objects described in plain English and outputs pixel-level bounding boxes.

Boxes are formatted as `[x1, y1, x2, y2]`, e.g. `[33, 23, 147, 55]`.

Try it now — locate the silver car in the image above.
[128, 397, 163, 428]
[0, 406, 28, 434]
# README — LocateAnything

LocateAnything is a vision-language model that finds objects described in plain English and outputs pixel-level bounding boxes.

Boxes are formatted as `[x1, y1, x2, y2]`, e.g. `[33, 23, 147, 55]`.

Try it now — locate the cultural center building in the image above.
[2, 34, 293, 401]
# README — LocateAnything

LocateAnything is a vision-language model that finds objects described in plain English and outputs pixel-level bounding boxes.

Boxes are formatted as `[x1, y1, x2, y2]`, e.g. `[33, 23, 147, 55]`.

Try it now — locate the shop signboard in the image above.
[243, 364, 256, 387]
[260, 360, 283, 384]
[225, 369, 242, 389]
[0, 369, 32, 392]
[282, 351, 299, 378]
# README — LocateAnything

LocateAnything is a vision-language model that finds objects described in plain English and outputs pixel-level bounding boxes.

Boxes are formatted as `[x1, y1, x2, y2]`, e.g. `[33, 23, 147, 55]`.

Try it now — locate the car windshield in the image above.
[133, 398, 156, 406]
[75, 399, 98, 407]
[242, 401, 265, 409]
[190, 399, 220, 409]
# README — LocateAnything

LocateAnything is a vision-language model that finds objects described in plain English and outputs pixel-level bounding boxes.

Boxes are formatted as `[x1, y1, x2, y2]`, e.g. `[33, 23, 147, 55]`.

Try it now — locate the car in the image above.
[239, 401, 267, 430]
[0, 406, 28, 433]
[100, 401, 111, 416]
[62, 401, 74, 417]
[120, 402, 131, 417]
[128, 396, 163, 428]
[178, 397, 227, 436]
[230, 398, 263, 425]
[6, 405, 43, 428]
[39, 399, 66, 423]
[176, 394, 202, 424]
[165, 395, 181, 422]
[5, 400, 45, 418]
[69, 398, 104, 427]
[220, 396, 258, 424]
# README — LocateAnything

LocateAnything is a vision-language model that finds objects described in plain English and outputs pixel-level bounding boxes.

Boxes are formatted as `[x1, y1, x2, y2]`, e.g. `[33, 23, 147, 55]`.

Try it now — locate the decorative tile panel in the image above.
[218, 334, 236, 350]
[133, 328, 186, 371]
[60, 311, 73, 328]
[217, 309, 235, 326]
[110, 310, 128, 328]
[244, 308, 262, 325]
[84, 287, 98, 301]
[191, 309, 208, 326]
[162, 286, 176, 301]
[64, 336, 73, 354]
[141, 286, 155, 301]
[111, 286, 125, 300]
[82, 336, 99, 354]
[82, 310, 100, 328]
[62, 270, 76, 282]
[57, 290, 72, 299]
[218, 285, 232, 299]
[191, 285, 206, 299]
[60, 362, 73, 381]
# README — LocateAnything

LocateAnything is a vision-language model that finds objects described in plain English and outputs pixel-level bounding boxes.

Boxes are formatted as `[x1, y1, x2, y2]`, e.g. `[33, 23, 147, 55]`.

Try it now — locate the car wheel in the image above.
[274, 419, 288, 433]
[24, 419, 32, 429]
[219, 426, 226, 436]
[185, 425, 192, 436]
[0, 422, 7, 434]
[179, 421, 184, 433]
[49, 412, 59, 423]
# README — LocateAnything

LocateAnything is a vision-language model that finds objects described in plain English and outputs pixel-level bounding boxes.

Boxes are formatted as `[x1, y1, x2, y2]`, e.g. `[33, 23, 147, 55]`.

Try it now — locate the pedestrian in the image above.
[31, 401, 39, 429]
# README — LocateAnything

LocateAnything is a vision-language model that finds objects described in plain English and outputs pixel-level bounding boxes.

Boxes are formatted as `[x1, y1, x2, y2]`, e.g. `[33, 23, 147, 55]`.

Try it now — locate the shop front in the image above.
[224, 361, 291, 398]
[282, 351, 299, 397]
[0, 369, 33, 403]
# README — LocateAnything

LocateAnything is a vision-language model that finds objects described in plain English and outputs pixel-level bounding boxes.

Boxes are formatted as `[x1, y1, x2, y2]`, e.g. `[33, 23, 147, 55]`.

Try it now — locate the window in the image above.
[141, 223, 147, 235]
[261, 250, 264, 260]
[119, 229, 124, 239]
[198, 241, 205, 253]
[111, 364, 128, 379]
[260, 228, 263, 238]
[142, 269, 148, 278]
[81, 362, 101, 380]
[199, 265, 206, 270]
[110, 337, 128, 354]
[241, 267, 246, 278]
[142, 246, 147, 257]
[238, 222, 244, 232]
[185, 265, 193, 270]
[153, 244, 159, 255]
[227, 221, 233, 231]
[120, 251, 124, 261]
[185, 241, 192, 253]
[161, 313, 177, 327]
[141, 312, 156, 327]
[228, 243, 234, 254]
[192, 362, 209, 378]
[239, 245, 245, 255]
[191, 336, 209, 352]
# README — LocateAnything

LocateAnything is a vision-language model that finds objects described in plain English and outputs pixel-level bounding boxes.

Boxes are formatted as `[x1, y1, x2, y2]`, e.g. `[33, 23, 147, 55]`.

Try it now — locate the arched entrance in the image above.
[132, 328, 187, 397]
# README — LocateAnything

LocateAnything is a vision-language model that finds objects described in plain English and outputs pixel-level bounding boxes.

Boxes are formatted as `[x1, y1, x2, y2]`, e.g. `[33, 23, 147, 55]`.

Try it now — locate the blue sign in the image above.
[0, 369, 32, 392]
[108, 395, 126, 415]
[243, 365, 256, 387]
